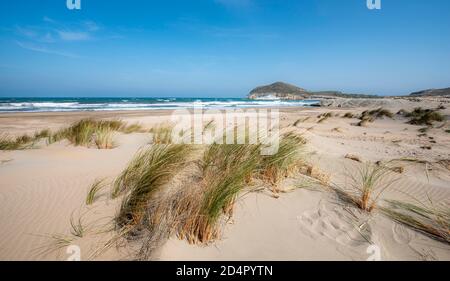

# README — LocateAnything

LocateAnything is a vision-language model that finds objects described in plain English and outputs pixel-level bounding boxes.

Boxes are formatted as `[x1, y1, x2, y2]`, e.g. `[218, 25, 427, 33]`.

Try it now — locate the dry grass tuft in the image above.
[258, 133, 307, 189]
[149, 124, 174, 144]
[381, 199, 449, 244]
[317, 112, 333, 123]
[115, 144, 192, 228]
[404, 108, 445, 126]
[94, 127, 115, 149]
[343, 112, 355, 118]
[333, 162, 397, 212]
[345, 154, 362, 162]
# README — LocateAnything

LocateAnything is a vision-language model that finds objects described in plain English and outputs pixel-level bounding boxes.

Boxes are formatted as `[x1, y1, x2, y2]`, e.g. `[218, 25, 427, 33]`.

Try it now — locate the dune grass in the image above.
[0, 133, 39, 150]
[317, 112, 333, 123]
[47, 119, 143, 148]
[33, 234, 75, 258]
[404, 108, 445, 126]
[258, 132, 307, 187]
[149, 124, 174, 144]
[121, 123, 145, 134]
[343, 112, 355, 118]
[357, 108, 393, 126]
[333, 162, 396, 212]
[94, 127, 115, 149]
[108, 131, 310, 256]
[382, 199, 449, 244]
[176, 143, 261, 243]
[86, 178, 107, 205]
[116, 144, 192, 228]
[69, 211, 85, 238]
[0, 135, 24, 150]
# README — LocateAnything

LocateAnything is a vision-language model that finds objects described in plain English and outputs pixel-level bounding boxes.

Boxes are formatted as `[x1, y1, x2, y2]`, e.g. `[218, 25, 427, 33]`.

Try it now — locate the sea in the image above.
[0, 97, 320, 113]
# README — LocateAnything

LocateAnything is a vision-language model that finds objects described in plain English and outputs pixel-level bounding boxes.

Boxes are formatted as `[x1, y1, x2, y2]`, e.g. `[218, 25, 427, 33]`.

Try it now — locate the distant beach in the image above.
[0, 97, 320, 113]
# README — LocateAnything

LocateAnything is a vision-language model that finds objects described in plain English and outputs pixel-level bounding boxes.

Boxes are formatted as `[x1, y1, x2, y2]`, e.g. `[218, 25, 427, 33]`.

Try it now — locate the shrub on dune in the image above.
[404, 108, 444, 126]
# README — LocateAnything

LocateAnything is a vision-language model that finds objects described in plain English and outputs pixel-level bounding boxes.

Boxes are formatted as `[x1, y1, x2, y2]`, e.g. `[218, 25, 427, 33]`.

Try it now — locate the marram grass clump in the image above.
[333, 162, 397, 212]
[116, 144, 192, 228]
[404, 107, 445, 126]
[381, 199, 449, 244]
[177, 143, 261, 243]
[48, 119, 144, 149]
[258, 132, 307, 188]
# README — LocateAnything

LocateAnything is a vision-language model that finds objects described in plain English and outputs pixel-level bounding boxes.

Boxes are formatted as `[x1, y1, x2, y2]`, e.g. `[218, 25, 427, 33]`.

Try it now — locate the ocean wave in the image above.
[0, 99, 320, 112]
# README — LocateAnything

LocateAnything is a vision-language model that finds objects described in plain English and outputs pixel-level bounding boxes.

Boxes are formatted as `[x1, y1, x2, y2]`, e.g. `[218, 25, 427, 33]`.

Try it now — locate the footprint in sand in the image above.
[297, 202, 371, 248]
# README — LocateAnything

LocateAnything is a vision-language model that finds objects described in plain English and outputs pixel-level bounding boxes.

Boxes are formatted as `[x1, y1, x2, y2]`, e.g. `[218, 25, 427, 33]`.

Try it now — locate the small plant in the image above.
[317, 112, 333, 123]
[70, 212, 85, 238]
[404, 108, 444, 126]
[382, 199, 449, 244]
[149, 124, 174, 144]
[121, 123, 144, 134]
[32, 234, 75, 258]
[94, 127, 114, 149]
[333, 162, 396, 212]
[47, 119, 140, 148]
[116, 144, 192, 227]
[0, 134, 35, 150]
[177, 143, 261, 243]
[360, 108, 393, 122]
[86, 178, 107, 205]
[343, 112, 354, 118]
[0, 135, 22, 150]
[34, 129, 51, 139]
[258, 133, 306, 187]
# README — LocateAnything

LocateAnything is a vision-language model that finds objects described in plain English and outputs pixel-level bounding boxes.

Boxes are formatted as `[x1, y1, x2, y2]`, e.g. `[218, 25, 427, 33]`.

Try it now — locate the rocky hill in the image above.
[248, 82, 376, 100]
[409, 88, 450, 97]
[248, 82, 310, 100]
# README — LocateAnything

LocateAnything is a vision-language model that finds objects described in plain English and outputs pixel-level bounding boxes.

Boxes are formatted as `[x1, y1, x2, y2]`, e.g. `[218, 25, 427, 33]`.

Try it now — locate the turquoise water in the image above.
[0, 97, 320, 112]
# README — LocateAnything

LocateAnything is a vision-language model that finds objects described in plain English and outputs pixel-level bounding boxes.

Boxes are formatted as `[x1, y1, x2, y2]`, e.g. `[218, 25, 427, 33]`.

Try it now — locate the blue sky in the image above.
[0, 0, 450, 97]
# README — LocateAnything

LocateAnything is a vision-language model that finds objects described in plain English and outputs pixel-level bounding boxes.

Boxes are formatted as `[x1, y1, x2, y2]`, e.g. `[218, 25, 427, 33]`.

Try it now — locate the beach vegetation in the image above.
[86, 178, 107, 205]
[382, 199, 450, 244]
[333, 162, 396, 212]
[404, 108, 445, 126]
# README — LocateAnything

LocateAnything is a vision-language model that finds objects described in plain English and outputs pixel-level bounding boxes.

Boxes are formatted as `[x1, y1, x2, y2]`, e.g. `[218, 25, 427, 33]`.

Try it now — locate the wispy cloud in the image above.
[16, 41, 80, 58]
[57, 30, 91, 41]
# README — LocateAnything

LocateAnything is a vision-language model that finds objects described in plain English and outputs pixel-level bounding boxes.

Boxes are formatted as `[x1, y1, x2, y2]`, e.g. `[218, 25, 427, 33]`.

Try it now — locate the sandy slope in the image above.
[0, 98, 449, 261]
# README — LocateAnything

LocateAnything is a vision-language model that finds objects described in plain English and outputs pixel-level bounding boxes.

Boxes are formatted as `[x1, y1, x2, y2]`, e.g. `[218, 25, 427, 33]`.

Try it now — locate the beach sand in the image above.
[1, 97, 449, 261]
